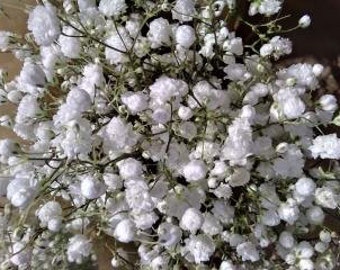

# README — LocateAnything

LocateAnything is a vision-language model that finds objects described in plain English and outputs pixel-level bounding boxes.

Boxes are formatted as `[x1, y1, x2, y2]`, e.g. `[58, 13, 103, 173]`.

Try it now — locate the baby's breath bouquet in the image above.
[0, 0, 339, 269]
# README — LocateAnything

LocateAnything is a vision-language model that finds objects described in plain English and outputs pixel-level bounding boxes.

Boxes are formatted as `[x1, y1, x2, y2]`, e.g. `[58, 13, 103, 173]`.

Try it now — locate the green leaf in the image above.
[332, 113, 340, 126]
[318, 167, 336, 180]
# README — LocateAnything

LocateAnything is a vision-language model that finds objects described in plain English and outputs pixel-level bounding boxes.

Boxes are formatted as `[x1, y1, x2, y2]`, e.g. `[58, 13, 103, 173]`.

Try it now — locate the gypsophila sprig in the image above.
[0, 0, 339, 269]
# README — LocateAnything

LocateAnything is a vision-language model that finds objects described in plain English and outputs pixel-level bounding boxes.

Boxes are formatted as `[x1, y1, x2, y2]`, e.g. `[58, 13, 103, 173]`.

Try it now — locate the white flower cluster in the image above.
[0, 0, 339, 269]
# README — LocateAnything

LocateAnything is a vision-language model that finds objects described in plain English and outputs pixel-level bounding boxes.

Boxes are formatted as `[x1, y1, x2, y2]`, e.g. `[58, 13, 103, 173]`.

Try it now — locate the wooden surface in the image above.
[0, 1, 35, 140]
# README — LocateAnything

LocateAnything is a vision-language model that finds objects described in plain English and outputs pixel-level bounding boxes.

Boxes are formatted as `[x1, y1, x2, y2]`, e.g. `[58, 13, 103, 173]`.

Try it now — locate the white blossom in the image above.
[318, 94, 338, 112]
[80, 174, 106, 199]
[295, 178, 316, 197]
[236, 242, 260, 262]
[147, 18, 171, 48]
[279, 231, 295, 249]
[121, 91, 149, 114]
[36, 201, 62, 231]
[67, 235, 92, 264]
[176, 25, 196, 48]
[309, 134, 340, 160]
[306, 206, 325, 225]
[0, 31, 11, 51]
[158, 223, 182, 247]
[27, 3, 60, 46]
[278, 199, 300, 225]
[117, 158, 143, 180]
[99, 0, 127, 17]
[182, 160, 207, 182]
[183, 234, 215, 264]
[172, 0, 196, 22]
[180, 207, 204, 233]
[7, 176, 37, 208]
[114, 219, 136, 243]
[10, 242, 31, 266]
[299, 15, 312, 28]
[59, 27, 81, 58]
[315, 186, 339, 209]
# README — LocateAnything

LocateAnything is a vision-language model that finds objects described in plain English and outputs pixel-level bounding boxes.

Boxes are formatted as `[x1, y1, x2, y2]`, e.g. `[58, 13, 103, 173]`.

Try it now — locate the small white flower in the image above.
[125, 179, 154, 213]
[306, 206, 325, 225]
[295, 241, 314, 259]
[77, 0, 96, 11]
[220, 260, 237, 270]
[223, 37, 243, 56]
[261, 210, 280, 226]
[276, 88, 305, 119]
[180, 207, 204, 233]
[103, 173, 122, 191]
[299, 15, 311, 28]
[149, 76, 188, 105]
[236, 242, 259, 262]
[172, 0, 196, 22]
[0, 139, 15, 163]
[259, 0, 282, 16]
[183, 234, 215, 264]
[212, 200, 235, 224]
[147, 18, 171, 48]
[152, 106, 171, 124]
[178, 106, 193, 120]
[7, 176, 37, 209]
[221, 118, 253, 165]
[10, 242, 31, 266]
[314, 242, 328, 253]
[18, 61, 46, 88]
[36, 201, 62, 232]
[57, 119, 92, 159]
[312, 64, 324, 76]
[201, 213, 223, 236]
[176, 25, 196, 48]
[315, 186, 339, 209]
[80, 174, 106, 199]
[133, 211, 158, 230]
[278, 199, 300, 225]
[114, 219, 136, 243]
[309, 134, 340, 160]
[67, 234, 92, 264]
[0, 31, 11, 51]
[66, 88, 92, 113]
[260, 43, 274, 57]
[299, 259, 314, 270]
[121, 91, 148, 115]
[105, 27, 132, 65]
[27, 3, 60, 46]
[279, 231, 295, 249]
[99, 0, 127, 17]
[224, 63, 251, 81]
[182, 160, 207, 182]
[111, 257, 120, 268]
[227, 167, 250, 187]
[295, 178, 316, 197]
[319, 230, 331, 243]
[59, 27, 81, 58]
[158, 223, 182, 247]
[278, 63, 318, 90]
[117, 158, 143, 180]
[318, 94, 338, 112]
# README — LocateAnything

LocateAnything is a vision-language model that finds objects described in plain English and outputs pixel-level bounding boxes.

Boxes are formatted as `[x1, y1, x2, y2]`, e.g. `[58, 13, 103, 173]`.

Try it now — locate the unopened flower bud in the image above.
[299, 15, 311, 28]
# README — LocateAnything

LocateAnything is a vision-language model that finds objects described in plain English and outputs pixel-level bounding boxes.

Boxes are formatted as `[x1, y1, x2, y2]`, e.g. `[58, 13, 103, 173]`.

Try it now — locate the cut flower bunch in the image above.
[0, 0, 339, 269]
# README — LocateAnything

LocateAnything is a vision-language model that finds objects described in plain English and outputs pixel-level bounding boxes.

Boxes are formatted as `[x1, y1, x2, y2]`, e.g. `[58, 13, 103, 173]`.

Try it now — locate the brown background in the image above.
[0, 0, 36, 140]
